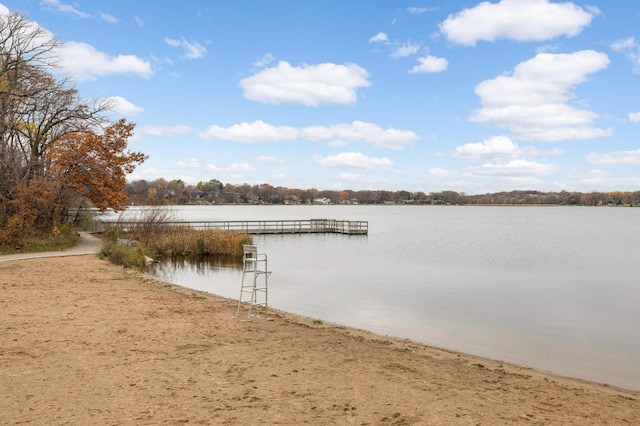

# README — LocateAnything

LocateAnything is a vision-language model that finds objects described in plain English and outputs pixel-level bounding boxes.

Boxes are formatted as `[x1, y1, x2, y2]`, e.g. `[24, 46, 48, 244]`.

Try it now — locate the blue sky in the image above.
[3, 0, 640, 194]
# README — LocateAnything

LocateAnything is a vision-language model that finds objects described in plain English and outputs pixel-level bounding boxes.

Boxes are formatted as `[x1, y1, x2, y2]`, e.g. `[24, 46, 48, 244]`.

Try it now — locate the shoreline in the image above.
[1, 254, 638, 424]
[152, 270, 636, 393]
[149, 270, 638, 393]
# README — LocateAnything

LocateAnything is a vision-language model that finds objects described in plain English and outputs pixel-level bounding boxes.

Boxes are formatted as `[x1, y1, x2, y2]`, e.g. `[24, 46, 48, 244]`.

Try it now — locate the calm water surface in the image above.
[111, 205, 640, 390]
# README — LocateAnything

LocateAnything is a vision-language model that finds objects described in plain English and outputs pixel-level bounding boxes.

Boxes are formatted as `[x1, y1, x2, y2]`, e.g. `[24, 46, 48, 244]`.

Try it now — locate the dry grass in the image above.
[99, 206, 251, 265]
[141, 227, 252, 257]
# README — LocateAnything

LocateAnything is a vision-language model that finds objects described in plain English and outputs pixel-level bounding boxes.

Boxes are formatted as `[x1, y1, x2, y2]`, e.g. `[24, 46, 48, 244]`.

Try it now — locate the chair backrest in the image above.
[243, 245, 258, 263]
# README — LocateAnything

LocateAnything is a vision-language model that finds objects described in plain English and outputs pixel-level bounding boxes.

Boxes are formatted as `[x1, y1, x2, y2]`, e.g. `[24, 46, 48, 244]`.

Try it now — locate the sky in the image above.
[2, 0, 640, 195]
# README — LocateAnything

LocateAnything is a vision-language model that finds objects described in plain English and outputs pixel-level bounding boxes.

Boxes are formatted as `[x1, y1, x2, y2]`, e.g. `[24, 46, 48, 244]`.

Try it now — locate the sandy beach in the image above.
[1, 254, 639, 425]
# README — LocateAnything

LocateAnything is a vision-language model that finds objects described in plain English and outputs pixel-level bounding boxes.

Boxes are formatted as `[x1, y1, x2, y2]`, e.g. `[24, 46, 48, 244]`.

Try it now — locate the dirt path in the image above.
[1, 254, 638, 425]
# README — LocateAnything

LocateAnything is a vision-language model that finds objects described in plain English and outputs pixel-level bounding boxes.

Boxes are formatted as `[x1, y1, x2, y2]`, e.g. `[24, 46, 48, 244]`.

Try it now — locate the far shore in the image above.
[1, 254, 638, 424]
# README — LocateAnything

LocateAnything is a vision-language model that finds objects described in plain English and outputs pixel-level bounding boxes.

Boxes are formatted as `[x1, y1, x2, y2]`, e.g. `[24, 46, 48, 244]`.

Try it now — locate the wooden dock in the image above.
[96, 218, 368, 235]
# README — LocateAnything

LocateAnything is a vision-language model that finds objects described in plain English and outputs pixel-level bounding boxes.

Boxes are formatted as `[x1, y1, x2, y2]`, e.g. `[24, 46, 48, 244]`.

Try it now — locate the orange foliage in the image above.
[5, 178, 62, 236]
[48, 119, 148, 212]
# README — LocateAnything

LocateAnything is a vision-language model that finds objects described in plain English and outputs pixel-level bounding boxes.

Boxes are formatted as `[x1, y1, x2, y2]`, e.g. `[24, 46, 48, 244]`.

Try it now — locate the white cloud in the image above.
[58, 41, 152, 80]
[536, 43, 561, 54]
[369, 32, 388, 43]
[256, 155, 281, 163]
[41, 0, 90, 19]
[570, 169, 640, 191]
[629, 112, 640, 122]
[469, 159, 558, 176]
[391, 42, 421, 58]
[104, 96, 143, 116]
[254, 52, 275, 68]
[100, 13, 118, 24]
[409, 55, 448, 73]
[470, 50, 612, 142]
[0, 6, 55, 62]
[337, 173, 388, 185]
[300, 121, 419, 150]
[198, 120, 298, 143]
[140, 124, 192, 136]
[612, 37, 640, 73]
[227, 163, 254, 172]
[173, 159, 254, 175]
[408, 7, 436, 15]
[585, 149, 640, 165]
[611, 37, 636, 52]
[454, 135, 519, 162]
[453, 135, 564, 163]
[314, 152, 393, 168]
[164, 37, 206, 59]
[175, 159, 221, 172]
[196, 120, 418, 149]
[440, 0, 594, 46]
[239, 61, 370, 106]
[127, 167, 173, 181]
[428, 167, 459, 178]
[584, 6, 602, 16]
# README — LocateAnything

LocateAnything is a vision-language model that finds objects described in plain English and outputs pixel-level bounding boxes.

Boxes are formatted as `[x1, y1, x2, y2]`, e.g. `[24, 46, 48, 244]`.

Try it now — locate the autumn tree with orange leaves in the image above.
[1, 10, 146, 241]
[48, 119, 148, 219]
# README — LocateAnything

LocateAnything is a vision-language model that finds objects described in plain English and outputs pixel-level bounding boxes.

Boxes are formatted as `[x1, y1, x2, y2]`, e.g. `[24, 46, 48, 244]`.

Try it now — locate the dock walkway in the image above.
[96, 218, 368, 235]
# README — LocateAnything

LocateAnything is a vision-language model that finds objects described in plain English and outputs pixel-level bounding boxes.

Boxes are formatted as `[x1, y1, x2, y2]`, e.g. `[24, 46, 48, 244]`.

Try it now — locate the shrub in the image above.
[0, 223, 79, 254]
[100, 241, 147, 269]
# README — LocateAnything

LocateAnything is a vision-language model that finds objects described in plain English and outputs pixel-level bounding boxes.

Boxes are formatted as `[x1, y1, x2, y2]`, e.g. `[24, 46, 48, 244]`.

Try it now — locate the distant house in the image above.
[340, 198, 359, 205]
[284, 194, 299, 205]
[313, 197, 332, 205]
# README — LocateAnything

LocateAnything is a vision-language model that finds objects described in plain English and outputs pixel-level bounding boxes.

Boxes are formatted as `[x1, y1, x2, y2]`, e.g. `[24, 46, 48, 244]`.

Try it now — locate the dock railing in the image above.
[95, 218, 368, 235]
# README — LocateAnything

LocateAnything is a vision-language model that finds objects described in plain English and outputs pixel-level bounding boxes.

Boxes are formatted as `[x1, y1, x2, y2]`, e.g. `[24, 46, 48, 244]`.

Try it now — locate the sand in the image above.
[1, 254, 638, 425]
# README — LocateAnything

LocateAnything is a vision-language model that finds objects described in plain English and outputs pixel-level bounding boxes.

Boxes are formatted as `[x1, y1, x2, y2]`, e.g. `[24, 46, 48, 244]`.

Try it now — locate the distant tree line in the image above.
[126, 179, 640, 207]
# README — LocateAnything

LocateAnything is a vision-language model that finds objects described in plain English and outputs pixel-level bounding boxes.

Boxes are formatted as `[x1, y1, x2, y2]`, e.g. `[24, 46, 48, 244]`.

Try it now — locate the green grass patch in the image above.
[99, 241, 148, 269]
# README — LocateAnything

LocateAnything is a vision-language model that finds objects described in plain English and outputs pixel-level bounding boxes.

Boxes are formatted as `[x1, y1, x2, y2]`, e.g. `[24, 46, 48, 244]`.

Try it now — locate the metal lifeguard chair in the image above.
[236, 244, 271, 320]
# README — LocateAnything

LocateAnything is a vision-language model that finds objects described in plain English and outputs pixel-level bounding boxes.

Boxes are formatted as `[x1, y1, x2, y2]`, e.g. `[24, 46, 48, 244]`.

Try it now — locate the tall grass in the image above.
[99, 206, 252, 268]
[142, 227, 252, 257]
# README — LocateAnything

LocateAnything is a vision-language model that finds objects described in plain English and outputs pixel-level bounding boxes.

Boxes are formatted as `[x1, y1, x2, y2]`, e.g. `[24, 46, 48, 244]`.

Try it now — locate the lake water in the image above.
[106, 205, 640, 390]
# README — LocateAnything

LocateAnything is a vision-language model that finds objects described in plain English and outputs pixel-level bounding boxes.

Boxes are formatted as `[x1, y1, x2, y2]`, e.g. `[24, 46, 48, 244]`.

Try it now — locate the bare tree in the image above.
[0, 10, 112, 227]
[1, 11, 59, 190]
[1, 10, 141, 233]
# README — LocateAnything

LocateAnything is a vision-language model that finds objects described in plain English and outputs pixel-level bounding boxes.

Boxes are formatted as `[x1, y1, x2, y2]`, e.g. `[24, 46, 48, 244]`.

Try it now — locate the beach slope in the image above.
[1, 255, 638, 424]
